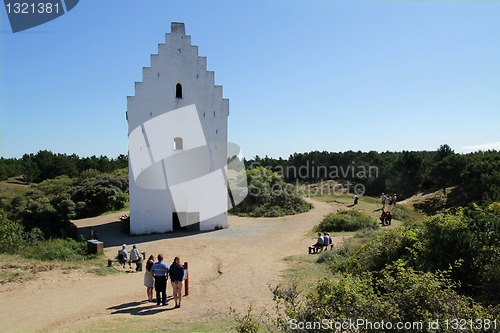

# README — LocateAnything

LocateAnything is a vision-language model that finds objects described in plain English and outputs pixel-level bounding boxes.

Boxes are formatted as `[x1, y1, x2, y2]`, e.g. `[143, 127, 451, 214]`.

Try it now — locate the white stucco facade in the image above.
[127, 22, 229, 234]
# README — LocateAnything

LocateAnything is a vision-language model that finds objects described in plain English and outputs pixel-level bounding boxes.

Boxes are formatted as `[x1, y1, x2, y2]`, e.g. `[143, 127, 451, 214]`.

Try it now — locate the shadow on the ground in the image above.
[77, 219, 221, 248]
[107, 297, 176, 315]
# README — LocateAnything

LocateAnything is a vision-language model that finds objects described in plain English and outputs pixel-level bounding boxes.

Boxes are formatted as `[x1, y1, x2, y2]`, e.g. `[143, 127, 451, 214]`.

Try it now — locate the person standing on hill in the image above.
[169, 257, 185, 308]
[151, 254, 169, 306]
[381, 193, 387, 209]
[387, 195, 394, 212]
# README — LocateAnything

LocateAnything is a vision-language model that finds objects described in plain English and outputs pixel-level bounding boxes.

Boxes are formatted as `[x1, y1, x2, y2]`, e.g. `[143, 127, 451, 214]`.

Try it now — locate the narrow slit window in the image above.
[174, 137, 183, 150]
[176, 83, 182, 98]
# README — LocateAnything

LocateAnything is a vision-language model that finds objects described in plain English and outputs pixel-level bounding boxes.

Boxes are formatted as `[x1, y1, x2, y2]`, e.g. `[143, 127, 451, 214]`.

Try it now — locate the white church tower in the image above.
[127, 22, 229, 234]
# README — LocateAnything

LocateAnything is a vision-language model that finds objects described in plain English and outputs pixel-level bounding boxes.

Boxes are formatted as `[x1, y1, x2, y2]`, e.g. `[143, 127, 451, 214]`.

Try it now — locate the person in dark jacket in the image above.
[169, 256, 185, 308]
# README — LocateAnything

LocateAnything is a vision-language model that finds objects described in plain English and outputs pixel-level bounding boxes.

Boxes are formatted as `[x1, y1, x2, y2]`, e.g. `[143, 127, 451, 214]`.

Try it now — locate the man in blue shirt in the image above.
[151, 254, 169, 305]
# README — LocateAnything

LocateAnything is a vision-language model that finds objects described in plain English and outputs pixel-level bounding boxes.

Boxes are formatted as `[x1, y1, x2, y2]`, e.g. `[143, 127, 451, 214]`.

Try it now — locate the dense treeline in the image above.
[0, 150, 128, 183]
[246, 145, 500, 205]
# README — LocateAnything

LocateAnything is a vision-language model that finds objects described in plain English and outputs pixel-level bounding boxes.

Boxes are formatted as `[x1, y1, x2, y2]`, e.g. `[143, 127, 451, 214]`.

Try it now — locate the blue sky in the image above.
[1, 0, 499, 159]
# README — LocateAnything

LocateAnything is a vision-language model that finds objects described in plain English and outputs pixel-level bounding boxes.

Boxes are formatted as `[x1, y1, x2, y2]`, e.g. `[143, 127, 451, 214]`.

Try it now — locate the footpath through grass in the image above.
[279, 194, 425, 297]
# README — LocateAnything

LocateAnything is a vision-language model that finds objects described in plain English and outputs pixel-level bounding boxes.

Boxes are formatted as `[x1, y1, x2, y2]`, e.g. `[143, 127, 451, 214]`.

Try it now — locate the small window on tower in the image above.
[176, 83, 182, 98]
[174, 137, 183, 150]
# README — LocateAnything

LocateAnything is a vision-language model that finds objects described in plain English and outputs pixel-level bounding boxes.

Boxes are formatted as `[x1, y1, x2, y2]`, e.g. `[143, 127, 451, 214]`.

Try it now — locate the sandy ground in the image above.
[0, 199, 342, 333]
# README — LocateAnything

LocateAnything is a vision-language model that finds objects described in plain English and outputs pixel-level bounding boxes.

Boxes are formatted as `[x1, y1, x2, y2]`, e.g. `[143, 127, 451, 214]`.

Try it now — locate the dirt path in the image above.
[0, 199, 342, 333]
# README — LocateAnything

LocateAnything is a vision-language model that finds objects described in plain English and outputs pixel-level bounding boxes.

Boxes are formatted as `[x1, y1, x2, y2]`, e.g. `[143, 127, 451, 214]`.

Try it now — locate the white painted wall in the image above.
[127, 22, 229, 234]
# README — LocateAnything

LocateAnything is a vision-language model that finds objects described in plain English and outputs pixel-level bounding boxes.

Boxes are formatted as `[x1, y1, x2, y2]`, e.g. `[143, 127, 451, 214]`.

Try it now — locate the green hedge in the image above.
[316, 210, 378, 232]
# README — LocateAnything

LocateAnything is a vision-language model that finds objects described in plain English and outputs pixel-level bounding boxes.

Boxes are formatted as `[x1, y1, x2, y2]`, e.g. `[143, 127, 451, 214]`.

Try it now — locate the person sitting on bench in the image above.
[322, 232, 331, 251]
[311, 232, 325, 253]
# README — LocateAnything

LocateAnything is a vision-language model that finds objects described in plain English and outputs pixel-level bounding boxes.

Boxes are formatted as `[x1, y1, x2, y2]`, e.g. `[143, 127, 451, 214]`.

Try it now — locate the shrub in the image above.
[230, 305, 262, 333]
[0, 212, 25, 252]
[23, 238, 86, 261]
[273, 261, 492, 333]
[316, 210, 378, 232]
[230, 166, 309, 217]
[71, 173, 129, 218]
[322, 207, 500, 305]
[418, 208, 500, 303]
[487, 201, 500, 216]
[9, 190, 77, 239]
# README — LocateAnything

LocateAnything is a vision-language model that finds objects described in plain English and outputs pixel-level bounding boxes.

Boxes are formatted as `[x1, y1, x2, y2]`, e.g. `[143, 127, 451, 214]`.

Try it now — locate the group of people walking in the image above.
[144, 254, 186, 308]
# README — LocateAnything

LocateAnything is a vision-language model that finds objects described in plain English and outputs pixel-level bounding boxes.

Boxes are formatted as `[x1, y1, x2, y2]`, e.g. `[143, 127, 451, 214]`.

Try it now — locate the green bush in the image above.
[230, 305, 262, 333]
[230, 166, 309, 217]
[487, 201, 500, 216]
[316, 210, 378, 232]
[9, 190, 78, 239]
[0, 212, 25, 252]
[23, 238, 86, 261]
[320, 207, 500, 305]
[418, 208, 500, 303]
[273, 261, 492, 333]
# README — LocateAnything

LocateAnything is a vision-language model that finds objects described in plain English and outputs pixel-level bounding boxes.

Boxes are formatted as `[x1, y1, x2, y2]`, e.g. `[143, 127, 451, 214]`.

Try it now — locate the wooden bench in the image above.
[308, 244, 333, 254]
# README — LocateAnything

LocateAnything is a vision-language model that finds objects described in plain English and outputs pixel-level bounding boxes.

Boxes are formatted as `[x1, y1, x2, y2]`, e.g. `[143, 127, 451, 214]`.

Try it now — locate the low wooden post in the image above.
[183, 261, 189, 296]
